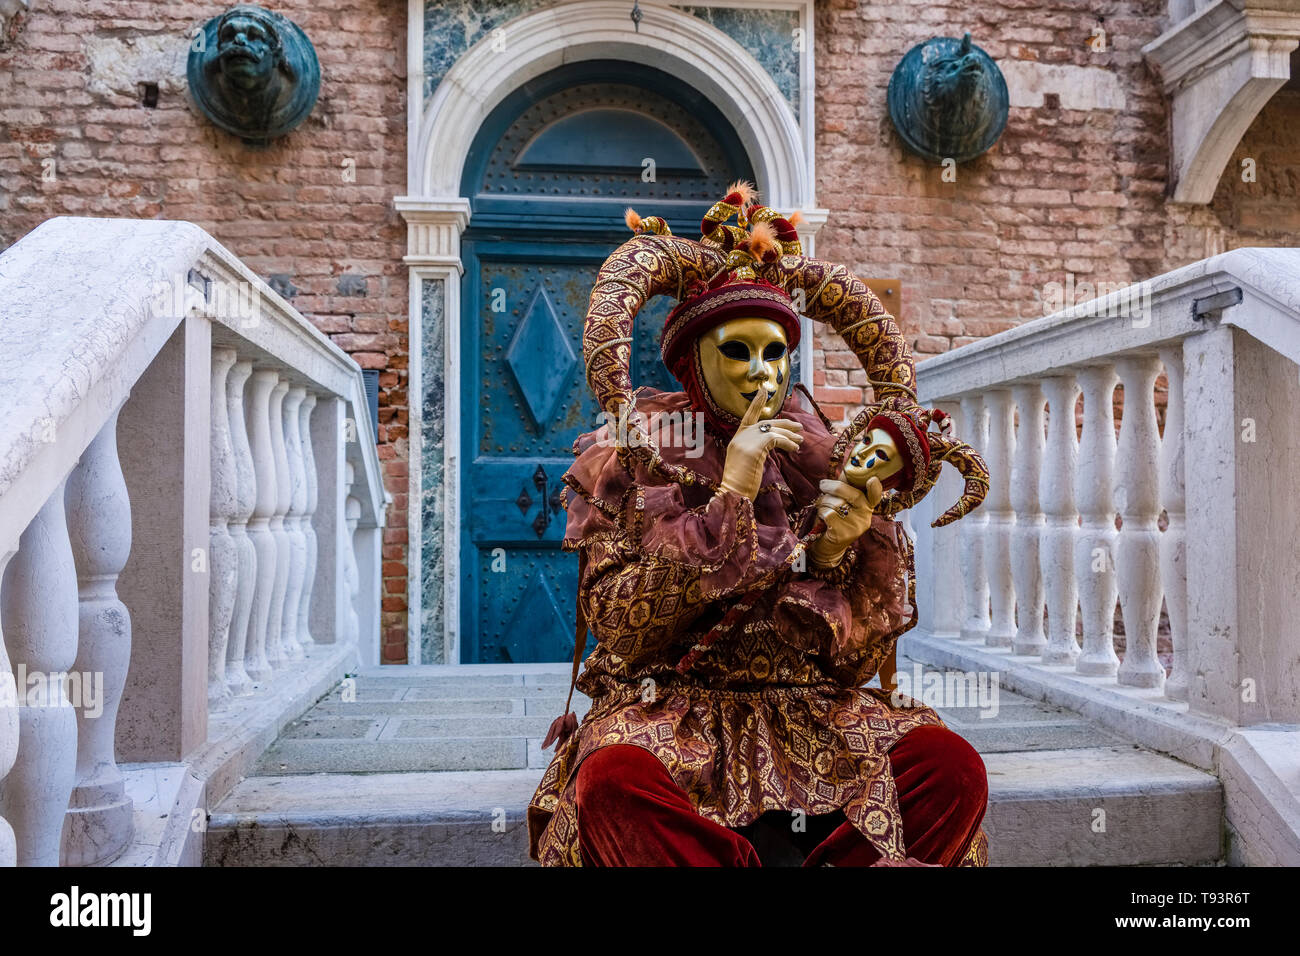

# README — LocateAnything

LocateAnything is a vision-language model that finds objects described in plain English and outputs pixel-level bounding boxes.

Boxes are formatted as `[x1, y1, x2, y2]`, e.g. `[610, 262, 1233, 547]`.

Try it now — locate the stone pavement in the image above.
[206, 655, 1223, 866]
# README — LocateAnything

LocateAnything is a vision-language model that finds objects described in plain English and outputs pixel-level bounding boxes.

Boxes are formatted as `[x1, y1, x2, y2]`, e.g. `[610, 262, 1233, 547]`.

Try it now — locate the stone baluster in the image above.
[1159, 347, 1189, 701]
[208, 349, 239, 710]
[279, 385, 308, 662]
[344, 462, 361, 646]
[244, 369, 278, 682]
[296, 393, 318, 651]
[1074, 365, 1120, 676]
[983, 389, 1016, 647]
[958, 394, 990, 641]
[1010, 383, 1047, 657]
[1115, 355, 1166, 689]
[0, 553, 18, 867]
[61, 408, 134, 865]
[265, 378, 292, 669]
[0, 477, 79, 866]
[225, 360, 257, 697]
[1040, 375, 1080, 665]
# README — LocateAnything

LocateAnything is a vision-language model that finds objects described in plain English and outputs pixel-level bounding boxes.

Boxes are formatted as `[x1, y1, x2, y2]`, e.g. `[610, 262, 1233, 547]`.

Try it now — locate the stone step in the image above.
[305, 696, 587, 717]
[207, 745, 1222, 867]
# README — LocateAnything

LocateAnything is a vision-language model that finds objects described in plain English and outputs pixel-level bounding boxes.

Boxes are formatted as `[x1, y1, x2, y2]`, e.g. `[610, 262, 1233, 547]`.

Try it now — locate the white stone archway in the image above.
[1144, 0, 1300, 204]
[410, 1, 813, 212]
[396, 0, 824, 664]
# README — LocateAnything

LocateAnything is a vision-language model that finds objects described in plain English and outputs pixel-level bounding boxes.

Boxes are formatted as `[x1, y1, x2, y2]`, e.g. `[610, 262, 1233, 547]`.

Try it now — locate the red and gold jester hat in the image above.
[585, 180, 988, 528]
[646, 181, 804, 434]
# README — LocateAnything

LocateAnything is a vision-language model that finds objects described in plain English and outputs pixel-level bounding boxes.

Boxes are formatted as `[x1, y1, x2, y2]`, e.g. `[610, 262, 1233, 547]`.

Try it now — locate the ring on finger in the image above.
[838, 504, 850, 517]
[758, 423, 771, 432]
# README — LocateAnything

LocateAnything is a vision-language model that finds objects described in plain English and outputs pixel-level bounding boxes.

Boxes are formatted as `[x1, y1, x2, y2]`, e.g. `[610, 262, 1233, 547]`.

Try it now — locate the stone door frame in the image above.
[397, 0, 825, 664]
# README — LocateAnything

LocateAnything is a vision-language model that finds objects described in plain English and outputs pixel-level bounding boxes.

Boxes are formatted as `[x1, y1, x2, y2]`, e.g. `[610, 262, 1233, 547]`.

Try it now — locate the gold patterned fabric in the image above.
[526, 388, 989, 866]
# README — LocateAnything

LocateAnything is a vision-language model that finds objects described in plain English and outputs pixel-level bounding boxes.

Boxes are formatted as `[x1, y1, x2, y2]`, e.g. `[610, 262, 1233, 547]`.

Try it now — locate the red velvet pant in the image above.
[573, 724, 987, 866]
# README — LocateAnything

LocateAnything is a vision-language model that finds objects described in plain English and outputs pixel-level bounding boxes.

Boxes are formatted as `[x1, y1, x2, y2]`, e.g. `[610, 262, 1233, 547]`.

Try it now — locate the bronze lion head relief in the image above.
[888, 33, 1009, 165]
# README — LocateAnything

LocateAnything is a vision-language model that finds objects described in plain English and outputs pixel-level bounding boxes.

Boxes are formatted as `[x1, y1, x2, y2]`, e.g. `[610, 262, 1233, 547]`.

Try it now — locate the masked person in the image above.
[528, 183, 991, 867]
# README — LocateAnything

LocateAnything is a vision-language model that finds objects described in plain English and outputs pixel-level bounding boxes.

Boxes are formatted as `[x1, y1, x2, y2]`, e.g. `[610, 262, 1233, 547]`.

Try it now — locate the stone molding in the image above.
[394, 197, 472, 271]
[1144, 0, 1300, 203]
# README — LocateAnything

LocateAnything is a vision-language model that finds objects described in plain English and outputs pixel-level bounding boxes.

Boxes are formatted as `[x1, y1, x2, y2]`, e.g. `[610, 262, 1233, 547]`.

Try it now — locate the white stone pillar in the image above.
[309, 396, 347, 645]
[244, 369, 278, 682]
[265, 378, 292, 670]
[912, 401, 965, 639]
[225, 360, 257, 697]
[983, 389, 1016, 647]
[208, 349, 239, 710]
[1159, 346, 1189, 701]
[62, 408, 134, 866]
[0, 552, 15, 867]
[344, 463, 361, 646]
[1010, 383, 1047, 656]
[1074, 365, 1120, 676]
[279, 385, 308, 663]
[114, 314, 210, 760]
[1115, 355, 1166, 689]
[958, 394, 990, 641]
[1040, 375, 1080, 665]
[296, 392, 319, 651]
[0, 477, 79, 866]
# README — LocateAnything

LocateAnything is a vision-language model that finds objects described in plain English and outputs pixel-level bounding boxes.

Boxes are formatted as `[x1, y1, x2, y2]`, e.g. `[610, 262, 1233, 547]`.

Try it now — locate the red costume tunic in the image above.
[526, 387, 989, 866]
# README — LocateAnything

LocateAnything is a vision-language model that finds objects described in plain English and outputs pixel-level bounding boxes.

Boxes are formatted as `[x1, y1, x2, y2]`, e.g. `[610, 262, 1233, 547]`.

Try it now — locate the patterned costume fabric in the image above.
[528, 188, 990, 866]
[526, 388, 989, 866]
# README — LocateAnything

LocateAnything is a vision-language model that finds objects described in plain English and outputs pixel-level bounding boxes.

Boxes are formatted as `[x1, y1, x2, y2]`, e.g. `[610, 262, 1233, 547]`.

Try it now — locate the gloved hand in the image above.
[810, 476, 882, 568]
[718, 388, 804, 500]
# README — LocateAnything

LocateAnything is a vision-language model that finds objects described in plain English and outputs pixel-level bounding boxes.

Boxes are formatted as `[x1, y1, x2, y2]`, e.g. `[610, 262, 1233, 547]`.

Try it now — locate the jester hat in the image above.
[585, 181, 987, 528]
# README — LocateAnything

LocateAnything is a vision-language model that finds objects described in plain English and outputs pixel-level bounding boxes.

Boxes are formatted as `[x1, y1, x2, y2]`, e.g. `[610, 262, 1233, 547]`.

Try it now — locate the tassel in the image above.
[541, 710, 578, 750]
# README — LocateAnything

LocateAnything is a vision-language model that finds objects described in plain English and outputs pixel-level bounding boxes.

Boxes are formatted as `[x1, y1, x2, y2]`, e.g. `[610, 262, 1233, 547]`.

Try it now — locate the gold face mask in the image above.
[697, 317, 791, 420]
[842, 428, 903, 489]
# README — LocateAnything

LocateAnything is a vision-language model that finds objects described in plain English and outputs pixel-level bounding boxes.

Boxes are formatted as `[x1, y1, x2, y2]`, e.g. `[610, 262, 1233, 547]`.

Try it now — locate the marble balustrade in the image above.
[0, 350, 344, 866]
[914, 352, 1184, 696]
[0, 217, 387, 868]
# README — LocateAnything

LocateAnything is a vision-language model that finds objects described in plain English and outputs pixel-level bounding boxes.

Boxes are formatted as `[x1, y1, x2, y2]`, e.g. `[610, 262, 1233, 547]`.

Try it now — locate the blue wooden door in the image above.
[459, 61, 754, 663]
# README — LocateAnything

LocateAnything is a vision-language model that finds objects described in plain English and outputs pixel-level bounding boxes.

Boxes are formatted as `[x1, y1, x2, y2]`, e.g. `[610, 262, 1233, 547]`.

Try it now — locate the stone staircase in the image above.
[205, 660, 1224, 866]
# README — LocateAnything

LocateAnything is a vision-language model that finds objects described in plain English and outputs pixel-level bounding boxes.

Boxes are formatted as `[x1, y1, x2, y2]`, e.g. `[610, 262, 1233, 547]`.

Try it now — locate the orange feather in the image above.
[746, 220, 780, 261]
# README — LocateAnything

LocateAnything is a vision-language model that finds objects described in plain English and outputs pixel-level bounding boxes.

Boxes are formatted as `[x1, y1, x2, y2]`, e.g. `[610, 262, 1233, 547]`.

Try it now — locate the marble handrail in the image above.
[911, 247, 1300, 729]
[0, 217, 389, 867]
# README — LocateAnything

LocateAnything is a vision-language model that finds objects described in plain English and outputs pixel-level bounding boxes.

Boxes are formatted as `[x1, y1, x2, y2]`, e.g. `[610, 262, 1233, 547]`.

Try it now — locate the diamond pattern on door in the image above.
[506, 286, 576, 428]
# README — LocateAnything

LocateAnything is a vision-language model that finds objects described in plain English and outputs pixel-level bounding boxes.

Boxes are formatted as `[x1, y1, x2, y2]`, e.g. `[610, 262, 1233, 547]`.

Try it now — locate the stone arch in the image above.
[413, 0, 810, 211]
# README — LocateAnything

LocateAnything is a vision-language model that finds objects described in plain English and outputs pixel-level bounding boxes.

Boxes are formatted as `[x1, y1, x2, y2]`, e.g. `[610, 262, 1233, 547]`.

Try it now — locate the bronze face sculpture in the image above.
[187, 4, 321, 145]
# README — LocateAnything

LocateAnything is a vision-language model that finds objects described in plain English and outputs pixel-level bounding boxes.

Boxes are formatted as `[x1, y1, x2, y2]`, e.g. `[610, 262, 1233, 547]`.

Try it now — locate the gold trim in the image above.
[588, 336, 633, 361]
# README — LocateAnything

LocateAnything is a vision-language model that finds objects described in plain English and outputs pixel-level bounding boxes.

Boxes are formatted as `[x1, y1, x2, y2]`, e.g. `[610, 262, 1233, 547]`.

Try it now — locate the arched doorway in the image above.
[457, 60, 756, 663]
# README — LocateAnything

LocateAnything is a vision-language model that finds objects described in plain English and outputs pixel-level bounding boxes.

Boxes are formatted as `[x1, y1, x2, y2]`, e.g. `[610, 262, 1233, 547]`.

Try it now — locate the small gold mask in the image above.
[697, 317, 791, 420]
[842, 428, 903, 489]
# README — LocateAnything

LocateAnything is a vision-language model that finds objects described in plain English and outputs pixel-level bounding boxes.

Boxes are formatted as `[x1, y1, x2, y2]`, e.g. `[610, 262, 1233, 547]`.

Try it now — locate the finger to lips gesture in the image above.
[719, 388, 804, 499]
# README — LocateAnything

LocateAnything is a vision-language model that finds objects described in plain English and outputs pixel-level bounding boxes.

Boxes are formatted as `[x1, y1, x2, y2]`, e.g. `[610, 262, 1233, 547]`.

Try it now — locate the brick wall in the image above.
[808, 0, 1298, 423]
[0, 0, 412, 663]
[2, 1, 1298, 663]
